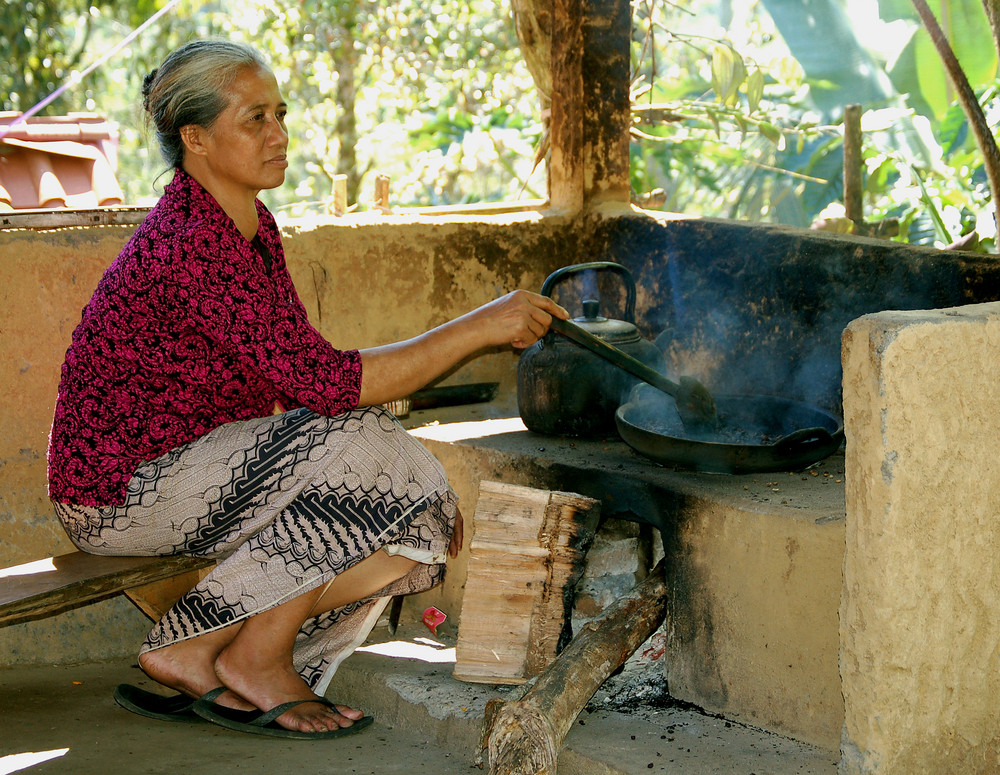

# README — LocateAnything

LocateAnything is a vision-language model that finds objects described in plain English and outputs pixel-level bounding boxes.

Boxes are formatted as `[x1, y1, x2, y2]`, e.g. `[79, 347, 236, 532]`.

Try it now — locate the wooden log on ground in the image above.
[474, 559, 668, 774]
[454, 481, 600, 684]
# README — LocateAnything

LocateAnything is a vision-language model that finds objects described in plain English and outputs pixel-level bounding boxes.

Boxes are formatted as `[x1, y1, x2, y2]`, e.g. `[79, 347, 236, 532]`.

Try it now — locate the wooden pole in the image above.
[374, 174, 390, 212]
[843, 104, 863, 227]
[330, 174, 348, 215]
[475, 559, 669, 774]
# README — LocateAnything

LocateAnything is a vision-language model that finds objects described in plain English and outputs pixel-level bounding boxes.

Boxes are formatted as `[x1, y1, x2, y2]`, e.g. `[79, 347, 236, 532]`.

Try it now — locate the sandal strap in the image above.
[199, 686, 228, 704]
[253, 697, 335, 727]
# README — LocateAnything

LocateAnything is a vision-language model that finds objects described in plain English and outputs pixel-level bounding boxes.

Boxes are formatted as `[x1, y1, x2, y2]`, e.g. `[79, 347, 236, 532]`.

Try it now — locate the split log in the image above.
[475, 559, 668, 774]
[454, 481, 600, 684]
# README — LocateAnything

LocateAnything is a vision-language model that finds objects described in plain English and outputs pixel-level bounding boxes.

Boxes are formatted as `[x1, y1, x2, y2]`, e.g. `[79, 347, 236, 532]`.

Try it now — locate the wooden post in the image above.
[124, 565, 214, 621]
[374, 174, 390, 211]
[330, 174, 348, 215]
[843, 103, 863, 226]
[475, 560, 669, 774]
[454, 481, 600, 684]
[581, 0, 633, 205]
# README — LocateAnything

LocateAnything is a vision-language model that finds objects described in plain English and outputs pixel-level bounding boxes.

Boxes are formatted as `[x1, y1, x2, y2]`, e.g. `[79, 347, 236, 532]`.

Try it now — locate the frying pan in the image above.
[615, 386, 844, 473]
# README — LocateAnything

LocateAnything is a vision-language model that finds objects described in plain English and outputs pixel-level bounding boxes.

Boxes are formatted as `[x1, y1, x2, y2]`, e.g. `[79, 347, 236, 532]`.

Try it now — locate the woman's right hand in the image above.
[468, 290, 569, 350]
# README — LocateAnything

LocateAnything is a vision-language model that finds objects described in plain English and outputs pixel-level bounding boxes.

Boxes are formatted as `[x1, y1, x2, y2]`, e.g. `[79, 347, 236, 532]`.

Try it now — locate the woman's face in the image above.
[189, 65, 289, 195]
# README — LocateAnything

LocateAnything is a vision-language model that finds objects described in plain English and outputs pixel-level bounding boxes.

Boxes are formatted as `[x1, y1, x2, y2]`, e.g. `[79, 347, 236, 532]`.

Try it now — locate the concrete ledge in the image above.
[405, 409, 846, 750]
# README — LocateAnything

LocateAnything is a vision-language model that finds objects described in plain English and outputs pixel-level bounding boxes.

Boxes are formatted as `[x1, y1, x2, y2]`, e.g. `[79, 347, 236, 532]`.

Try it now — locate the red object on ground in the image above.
[422, 606, 447, 635]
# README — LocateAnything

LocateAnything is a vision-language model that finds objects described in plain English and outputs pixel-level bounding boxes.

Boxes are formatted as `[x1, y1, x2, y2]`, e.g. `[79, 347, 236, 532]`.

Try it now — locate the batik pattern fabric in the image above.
[54, 406, 455, 695]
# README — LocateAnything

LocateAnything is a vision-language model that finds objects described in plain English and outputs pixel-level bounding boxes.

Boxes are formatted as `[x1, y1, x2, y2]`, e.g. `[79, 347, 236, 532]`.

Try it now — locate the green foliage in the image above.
[882, 0, 998, 118]
[2, 0, 997, 250]
[627, 0, 999, 250]
[1, 0, 543, 211]
[758, 0, 896, 114]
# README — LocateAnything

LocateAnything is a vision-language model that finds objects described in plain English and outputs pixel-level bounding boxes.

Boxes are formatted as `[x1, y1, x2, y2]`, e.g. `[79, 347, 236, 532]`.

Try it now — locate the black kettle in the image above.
[517, 262, 664, 438]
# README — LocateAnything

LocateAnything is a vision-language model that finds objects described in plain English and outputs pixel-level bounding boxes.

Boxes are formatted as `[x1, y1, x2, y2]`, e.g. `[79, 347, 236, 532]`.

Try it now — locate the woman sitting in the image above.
[47, 39, 565, 739]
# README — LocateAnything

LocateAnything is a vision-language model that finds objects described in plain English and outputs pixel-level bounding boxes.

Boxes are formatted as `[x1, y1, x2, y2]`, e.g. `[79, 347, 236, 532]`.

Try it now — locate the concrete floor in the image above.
[1, 620, 839, 775]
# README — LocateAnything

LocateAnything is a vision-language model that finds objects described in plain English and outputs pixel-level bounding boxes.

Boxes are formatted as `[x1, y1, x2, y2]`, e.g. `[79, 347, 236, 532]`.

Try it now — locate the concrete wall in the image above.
[5, 211, 998, 573]
[0, 211, 566, 565]
[841, 302, 1000, 773]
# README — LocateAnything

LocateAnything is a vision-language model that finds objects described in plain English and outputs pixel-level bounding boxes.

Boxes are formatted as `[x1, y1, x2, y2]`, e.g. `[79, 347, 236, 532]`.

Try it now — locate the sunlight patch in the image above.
[410, 417, 525, 443]
[0, 749, 69, 775]
[357, 637, 456, 664]
[0, 558, 56, 579]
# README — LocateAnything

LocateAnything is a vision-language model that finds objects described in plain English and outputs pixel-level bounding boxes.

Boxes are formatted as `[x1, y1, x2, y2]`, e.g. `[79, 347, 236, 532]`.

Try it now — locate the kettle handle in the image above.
[540, 262, 637, 323]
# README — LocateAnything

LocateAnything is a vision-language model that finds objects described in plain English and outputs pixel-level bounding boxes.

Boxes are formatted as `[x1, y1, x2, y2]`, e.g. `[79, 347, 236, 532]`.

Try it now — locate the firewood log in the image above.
[475, 559, 668, 774]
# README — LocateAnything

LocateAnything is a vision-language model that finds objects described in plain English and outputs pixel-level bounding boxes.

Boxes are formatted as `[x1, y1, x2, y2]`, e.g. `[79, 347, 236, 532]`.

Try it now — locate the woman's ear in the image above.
[179, 124, 208, 157]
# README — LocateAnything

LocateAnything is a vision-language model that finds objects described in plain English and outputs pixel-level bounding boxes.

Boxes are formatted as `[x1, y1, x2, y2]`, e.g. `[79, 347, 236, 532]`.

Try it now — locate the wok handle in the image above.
[772, 426, 834, 453]
[549, 317, 681, 399]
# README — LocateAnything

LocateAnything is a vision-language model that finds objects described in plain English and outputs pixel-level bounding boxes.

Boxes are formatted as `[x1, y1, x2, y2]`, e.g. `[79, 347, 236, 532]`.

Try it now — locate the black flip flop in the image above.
[192, 695, 373, 739]
[114, 684, 225, 722]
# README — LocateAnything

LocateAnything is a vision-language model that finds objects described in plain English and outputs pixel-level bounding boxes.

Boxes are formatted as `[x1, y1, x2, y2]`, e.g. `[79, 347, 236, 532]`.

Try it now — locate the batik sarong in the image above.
[53, 405, 456, 694]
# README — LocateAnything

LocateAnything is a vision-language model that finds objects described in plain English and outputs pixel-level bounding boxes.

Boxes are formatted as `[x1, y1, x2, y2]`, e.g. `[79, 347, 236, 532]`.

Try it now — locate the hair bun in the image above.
[141, 69, 158, 111]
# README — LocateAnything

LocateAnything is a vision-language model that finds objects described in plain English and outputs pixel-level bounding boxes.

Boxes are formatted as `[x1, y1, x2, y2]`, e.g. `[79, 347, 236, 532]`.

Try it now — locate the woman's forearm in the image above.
[356, 290, 567, 407]
[357, 318, 488, 406]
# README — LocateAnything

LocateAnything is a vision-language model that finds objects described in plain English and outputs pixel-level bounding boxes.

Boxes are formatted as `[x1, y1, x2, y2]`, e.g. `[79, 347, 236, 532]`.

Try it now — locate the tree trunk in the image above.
[331, 5, 361, 204]
[510, 0, 553, 105]
[912, 0, 1000, 244]
[510, 0, 554, 186]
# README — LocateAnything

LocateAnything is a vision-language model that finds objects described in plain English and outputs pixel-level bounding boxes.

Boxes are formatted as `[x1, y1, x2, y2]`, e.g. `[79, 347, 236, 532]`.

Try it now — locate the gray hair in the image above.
[142, 40, 269, 168]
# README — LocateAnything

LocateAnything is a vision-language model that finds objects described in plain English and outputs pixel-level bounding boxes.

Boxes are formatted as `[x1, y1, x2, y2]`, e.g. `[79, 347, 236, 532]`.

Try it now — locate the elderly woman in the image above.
[46, 39, 565, 739]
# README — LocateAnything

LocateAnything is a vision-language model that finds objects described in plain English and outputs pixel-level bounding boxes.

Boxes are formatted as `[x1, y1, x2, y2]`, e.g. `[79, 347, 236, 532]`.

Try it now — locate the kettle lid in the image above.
[572, 298, 641, 344]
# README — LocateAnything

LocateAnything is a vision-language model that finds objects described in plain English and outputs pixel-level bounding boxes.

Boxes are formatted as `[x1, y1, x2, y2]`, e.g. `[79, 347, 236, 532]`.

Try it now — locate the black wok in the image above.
[615, 387, 844, 474]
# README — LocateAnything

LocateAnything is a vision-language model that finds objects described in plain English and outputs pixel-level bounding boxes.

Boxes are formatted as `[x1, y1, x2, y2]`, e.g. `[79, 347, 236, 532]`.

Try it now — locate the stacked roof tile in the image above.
[0, 112, 124, 210]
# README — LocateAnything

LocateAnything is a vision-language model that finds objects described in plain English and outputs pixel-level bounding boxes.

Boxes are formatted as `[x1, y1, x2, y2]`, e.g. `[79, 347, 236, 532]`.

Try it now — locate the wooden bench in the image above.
[0, 551, 214, 628]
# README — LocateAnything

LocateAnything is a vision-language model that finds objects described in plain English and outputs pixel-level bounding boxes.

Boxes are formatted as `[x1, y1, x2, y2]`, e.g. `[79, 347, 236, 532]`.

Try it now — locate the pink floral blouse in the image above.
[47, 169, 362, 506]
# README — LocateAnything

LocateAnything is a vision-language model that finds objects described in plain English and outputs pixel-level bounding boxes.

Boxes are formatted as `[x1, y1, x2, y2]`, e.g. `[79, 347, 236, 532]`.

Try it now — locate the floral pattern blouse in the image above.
[47, 169, 362, 506]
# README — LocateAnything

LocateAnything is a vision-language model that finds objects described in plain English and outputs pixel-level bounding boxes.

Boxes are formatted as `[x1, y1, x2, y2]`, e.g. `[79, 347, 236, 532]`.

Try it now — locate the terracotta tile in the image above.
[0, 112, 123, 210]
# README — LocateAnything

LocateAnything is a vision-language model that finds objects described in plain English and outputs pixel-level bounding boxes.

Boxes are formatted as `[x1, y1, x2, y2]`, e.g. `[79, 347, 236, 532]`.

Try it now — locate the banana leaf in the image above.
[881, 0, 998, 119]
[760, 0, 896, 116]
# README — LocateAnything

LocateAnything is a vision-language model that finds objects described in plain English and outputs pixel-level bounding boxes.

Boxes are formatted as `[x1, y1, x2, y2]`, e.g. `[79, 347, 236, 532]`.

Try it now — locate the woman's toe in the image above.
[332, 703, 363, 720]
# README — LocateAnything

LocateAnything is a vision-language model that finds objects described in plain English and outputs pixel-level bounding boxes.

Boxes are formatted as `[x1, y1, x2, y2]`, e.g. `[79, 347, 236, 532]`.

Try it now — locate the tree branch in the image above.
[912, 0, 1000, 243]
[982, 0, 1000, 62]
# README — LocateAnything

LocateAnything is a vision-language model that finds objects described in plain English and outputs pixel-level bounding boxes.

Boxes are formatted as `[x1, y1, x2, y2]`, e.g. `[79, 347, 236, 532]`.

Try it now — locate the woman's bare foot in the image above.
[215, 638, 363, 733]
[202, 549, 420, 733]
[138, 628, 254, 711]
